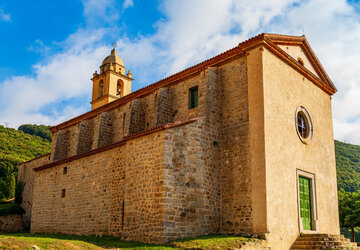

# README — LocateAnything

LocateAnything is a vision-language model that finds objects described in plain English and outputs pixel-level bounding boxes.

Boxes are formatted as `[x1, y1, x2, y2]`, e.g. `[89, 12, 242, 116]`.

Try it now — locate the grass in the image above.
[171, 234, 261, 249]
[0, 233, 174, 249]
[0, 233, 260, 249]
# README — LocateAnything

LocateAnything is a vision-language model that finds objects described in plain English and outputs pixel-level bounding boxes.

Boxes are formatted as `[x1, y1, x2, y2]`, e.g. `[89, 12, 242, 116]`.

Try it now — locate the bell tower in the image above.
[90, 49, 133, 110]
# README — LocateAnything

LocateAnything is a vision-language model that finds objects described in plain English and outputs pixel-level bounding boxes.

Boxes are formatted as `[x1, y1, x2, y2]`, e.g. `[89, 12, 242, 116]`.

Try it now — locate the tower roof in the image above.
[101, 49, 124, 66]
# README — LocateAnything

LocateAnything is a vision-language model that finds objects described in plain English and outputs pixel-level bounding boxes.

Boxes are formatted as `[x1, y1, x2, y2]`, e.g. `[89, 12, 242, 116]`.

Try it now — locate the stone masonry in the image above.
[156, 87, 174, 126]
[77, 120, 94, 154]
[53, 130, 70, 161]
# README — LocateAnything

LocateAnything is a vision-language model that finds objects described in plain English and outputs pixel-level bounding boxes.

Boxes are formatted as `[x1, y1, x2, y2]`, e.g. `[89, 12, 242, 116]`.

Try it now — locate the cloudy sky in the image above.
[0, 0, 359, 144]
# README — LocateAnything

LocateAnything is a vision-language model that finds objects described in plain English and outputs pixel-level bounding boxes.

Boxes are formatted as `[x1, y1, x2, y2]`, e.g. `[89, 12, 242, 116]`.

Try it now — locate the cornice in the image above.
[19, 153, 51, 165]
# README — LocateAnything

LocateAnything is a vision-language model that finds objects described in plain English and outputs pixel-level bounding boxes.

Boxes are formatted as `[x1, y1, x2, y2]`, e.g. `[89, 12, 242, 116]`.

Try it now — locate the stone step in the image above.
[301, 234, 343, 238]
[298, 237, 345, 242]
[292, 245, 357, 249]
[293, 240, 343, 246]
[291, 233, 359, 250]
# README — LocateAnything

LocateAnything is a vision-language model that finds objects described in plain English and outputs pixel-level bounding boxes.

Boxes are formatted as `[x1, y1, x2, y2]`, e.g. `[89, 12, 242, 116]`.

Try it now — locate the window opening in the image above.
[121, 200, 125, 229]
[123, 113, 126, 133]
[61, 189, 66, 198]
[189, 86, 198, 109]
[297, 57, 304, 66]
[117, 80, 124, 98]
[63, 167, 67, 174]
[98, 80, 104, 98]
[295, 106, 313, 144]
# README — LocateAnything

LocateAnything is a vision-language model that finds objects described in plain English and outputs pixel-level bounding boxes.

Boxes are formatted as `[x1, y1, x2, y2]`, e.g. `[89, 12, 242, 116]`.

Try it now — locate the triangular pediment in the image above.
[277, 44, 320, 78]
[263, 34, 336, 93]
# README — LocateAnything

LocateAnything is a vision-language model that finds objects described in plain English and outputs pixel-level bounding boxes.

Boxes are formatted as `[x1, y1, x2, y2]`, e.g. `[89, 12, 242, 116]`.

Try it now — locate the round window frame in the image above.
[295, 106, 313, 144]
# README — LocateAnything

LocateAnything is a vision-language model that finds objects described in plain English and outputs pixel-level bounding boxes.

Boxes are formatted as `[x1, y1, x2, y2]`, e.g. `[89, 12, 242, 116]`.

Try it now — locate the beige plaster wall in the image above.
[262, 47, 339, 249]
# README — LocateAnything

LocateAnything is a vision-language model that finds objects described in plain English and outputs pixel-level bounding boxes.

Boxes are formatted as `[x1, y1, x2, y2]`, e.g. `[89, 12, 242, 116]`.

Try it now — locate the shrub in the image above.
[15, 181, 25, 204]
[0, 203, 25, 216]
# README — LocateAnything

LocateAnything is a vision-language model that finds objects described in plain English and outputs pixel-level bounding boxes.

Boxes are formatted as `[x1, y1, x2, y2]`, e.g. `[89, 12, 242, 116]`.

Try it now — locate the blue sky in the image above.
[1, 0, 360, 144]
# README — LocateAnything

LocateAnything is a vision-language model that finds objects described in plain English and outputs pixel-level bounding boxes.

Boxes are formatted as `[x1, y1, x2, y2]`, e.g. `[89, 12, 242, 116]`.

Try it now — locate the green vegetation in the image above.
[171, 235, 260, 249]
[338, 190, 360, 242]
[0, 233, 260, 249]
[18, 124, 52, 142]
[335, 140, 360, 192]
[0, 203, 25, 216]
[0, 233, 173, 249]
[0, 125, 51, 200]
[341, 227, 360, 243]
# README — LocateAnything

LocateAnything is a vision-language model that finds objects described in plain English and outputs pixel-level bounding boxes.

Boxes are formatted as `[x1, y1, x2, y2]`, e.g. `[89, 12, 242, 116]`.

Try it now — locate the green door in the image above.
[299, 176, 312, 230]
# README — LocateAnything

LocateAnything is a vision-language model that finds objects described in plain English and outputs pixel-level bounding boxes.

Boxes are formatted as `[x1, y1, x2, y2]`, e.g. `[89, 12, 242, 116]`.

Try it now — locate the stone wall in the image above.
[156, 88, 174, 126]
[98, 112, 114, 148]
[0, 214, 22, 232]
[31, 131, 165, 243]
[120, 132, 165, 243]
[161, 68, 223, 240]
[162, 119, 221, 240]
[77, 120, 94, 154]
[53, 130, 70, 161]
[218, 57, 253, 234]
[32, 148, 117, 236]
[172, 73, 205, 122]
[17, 154, 51, 229]
[129, 99, 146, 134]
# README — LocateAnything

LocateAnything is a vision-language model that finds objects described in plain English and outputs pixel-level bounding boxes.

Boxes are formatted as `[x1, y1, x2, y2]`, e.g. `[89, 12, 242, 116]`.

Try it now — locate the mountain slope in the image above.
[0, 125, 51, 200]
[335, 140, 360, 192]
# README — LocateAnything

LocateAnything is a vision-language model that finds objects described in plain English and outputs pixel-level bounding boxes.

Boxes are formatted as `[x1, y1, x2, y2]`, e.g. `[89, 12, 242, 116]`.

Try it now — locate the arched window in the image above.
[117, 79, 124, 98]
[98, 80, 104, 98]
[297, 57, 304, 66]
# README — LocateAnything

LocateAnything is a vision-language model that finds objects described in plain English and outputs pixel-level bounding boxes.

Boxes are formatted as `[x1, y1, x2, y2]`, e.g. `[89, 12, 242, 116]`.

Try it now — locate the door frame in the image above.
[296, 169, 318, 233]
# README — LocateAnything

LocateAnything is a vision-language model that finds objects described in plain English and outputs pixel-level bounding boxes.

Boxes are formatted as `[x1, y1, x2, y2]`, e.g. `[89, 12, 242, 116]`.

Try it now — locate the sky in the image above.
[0, 0, 360, 144]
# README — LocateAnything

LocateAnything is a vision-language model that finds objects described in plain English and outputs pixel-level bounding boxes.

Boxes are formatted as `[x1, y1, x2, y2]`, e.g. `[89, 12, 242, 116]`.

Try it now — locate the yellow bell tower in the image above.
[90, 49, 133, 110]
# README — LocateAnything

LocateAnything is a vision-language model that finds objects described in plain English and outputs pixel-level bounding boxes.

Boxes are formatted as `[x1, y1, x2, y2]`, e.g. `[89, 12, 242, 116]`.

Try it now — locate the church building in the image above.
[18, 33, 340, 249]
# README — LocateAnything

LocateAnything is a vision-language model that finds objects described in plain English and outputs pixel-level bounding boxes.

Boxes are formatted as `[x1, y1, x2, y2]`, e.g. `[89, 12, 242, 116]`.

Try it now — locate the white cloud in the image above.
[0, 7, 11, 22]
[2, 0, 360, 145]
[0, 29, 109, 128]
[81, 0, 120, 27]
[122, 0, 134, 10]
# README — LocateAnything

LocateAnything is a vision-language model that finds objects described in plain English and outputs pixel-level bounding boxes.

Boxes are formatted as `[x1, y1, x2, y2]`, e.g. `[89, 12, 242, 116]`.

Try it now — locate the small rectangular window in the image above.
[63, 167, 67, 174]
[61, 189, 66, 198]
[189, 86, 198, 109]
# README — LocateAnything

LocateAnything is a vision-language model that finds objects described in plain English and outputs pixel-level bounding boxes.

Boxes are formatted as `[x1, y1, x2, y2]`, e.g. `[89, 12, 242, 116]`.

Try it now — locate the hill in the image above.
[18, 124, 52, 142]
[335, 140, 360, 192]
[0, 125, 51, 200]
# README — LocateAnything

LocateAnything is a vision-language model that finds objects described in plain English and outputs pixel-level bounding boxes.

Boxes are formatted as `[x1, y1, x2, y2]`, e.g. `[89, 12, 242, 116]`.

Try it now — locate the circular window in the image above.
[295, 106, 313, 144]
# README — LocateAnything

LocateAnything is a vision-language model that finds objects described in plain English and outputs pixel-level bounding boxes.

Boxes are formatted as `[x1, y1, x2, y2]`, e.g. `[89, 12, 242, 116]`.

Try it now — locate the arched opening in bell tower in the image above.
[117, 79, 124, 98]
[98, 80, 104, 98]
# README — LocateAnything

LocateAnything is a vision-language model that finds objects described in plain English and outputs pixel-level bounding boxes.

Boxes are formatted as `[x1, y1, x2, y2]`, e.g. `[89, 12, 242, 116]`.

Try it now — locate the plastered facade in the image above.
[18, 34, 339, 249]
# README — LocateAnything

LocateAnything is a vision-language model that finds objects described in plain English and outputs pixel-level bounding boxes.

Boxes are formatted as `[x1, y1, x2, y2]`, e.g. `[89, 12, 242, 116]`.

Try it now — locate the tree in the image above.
[8, 173, 16, 198]
[15, 181, 25, 204]
[338, 190, 360, 242]
[18, 124, 52, 142]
